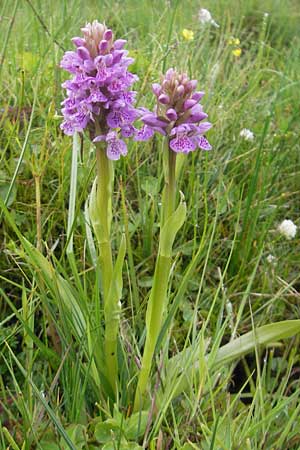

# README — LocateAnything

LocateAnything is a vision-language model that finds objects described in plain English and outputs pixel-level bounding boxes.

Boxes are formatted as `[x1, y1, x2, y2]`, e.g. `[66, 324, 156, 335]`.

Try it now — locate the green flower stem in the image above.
[164, 148, 177, 224]
[134, 254, 171, 411]
[134, 144, 177, 411]
[95, 143, 119, 394]
[95, 145, 114, 300]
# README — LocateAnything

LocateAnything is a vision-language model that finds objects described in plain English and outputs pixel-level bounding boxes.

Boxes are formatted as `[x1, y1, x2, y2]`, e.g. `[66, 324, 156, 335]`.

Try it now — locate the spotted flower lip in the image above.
[169, 124, 212, 153]
[60, 20, 140, 160]
[136, 68, 212, 153]
[94, 131, 128, 160]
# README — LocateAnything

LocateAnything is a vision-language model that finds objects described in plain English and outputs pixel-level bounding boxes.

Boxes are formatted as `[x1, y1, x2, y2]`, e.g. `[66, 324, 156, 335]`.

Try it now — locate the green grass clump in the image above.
[1, 0, 300, 448]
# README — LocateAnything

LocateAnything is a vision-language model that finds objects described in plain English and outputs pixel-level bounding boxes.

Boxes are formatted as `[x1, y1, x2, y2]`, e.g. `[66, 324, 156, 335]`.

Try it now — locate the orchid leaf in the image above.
[160, 191, 186, 257]
[212, 320, 300, 367]
[165, 320, 300, 399]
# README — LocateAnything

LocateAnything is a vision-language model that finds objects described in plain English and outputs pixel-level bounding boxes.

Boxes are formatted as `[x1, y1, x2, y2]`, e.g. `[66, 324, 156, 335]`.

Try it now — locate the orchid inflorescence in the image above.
[60, 21, 139, 160]
[60, 21, 212, 159]
[138, 68, 212, 152]
[60, 19, 212, 407]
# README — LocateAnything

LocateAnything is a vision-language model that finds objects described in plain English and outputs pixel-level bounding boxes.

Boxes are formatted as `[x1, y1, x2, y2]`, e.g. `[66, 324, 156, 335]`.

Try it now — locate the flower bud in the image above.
[77, 46, 91, 60]
[183, 99, 197, 111]
[158, 94, 170, 104]
[176, 85, 185, 96]
[114, 39, 126, 50]
[197, 122, 212, 133]
[152, 83, 161, 96]
[99, 40, 108, 53]
[104, 54, 113, 66]
[81, 21, 106, 57]
[165, 68, 175, 79]
[186, 80, 198, 91]
[103, 29, 113, 41]
[72, 37, 85, 47]
[112, 50, 124, 64]
[188, 111, 208, 123]
[142, 114, 168, 128]
[166, 108, 177, 121]
[192, 91, 205, 101]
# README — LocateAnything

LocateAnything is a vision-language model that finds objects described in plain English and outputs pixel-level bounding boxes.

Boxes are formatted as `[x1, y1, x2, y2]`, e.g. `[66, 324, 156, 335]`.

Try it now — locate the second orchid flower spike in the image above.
[136, 68, 212, 153]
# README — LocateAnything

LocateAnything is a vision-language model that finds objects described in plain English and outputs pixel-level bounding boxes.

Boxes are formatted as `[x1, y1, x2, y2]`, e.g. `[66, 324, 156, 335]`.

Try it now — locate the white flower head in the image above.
[278, 219, 297, 240]
[198, 8, 219, 28]
[266, 254, 277, 264]
[240, 128, 254, 141]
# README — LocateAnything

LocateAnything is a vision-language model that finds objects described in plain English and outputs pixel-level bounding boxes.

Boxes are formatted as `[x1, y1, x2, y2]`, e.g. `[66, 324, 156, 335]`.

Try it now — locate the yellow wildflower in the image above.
[182, 29, 194, 41]
[232, 48, 242, 57]
[228, 37, 240, 46]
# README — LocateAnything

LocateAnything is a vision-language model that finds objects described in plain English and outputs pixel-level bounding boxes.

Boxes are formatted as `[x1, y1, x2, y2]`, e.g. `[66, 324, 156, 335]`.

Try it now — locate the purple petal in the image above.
[93, 135, 106, 142]
[183, 99, 197, 111]
[152, 83, 161, 96]
[95, 60, 108, 82]
[158, 94, 170, 105]
[107, 110, 123, 128]
[107, 79, 124, 93]
[103, 29, 113, 41]
[113, 99, 126, 109]
[99, 40, 108, 53]
[60, 121, 75, 136]
[74, 105, 92, 129]
[142, 114, 168, 128]
[112, 50, 124, 64]
[60, 51, 83, 73]
[77, 46, 90, 60]
[83, 59, 95, 72]
[192, 91, 205, 101]
[169, 135, 196, 153]
[121, 124, 136, 138]
[166, 108, 178, 121]
[134, 125, 154, 141]
[196, 122, 212, 134]
[106, 132, 127, 160]
[103, 54, 113, 66]
[176, 85, 185, 96]
[170, 124, 194, 136]
[88, 88, 107, 103]
[71, 37, 85, 47]
[114, 39, 126, 50]
[165, 68, 175, 79]
[107, 107, 138, 128]
[186, 79, 197, 91]
[151, 126, 167, 136]
[188, 105, 208, 123]
[121, 90, 136, 104]
[197, 136, 212, 151]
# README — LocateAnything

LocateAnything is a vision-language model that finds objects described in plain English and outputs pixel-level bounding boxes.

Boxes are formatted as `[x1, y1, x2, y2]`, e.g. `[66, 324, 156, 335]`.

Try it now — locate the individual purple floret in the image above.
[60, 20, 139, 160]
[136, 68, 212, 153]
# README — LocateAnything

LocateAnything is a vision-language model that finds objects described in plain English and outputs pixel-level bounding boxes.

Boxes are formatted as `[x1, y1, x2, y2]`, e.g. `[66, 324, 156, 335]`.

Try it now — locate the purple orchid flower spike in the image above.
[136, 68, 212, 153]
[60, 20, 139, 160]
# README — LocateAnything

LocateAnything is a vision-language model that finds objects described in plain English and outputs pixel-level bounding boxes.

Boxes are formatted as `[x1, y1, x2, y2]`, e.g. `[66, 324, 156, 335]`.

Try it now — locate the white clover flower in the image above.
[266, 254, 276, 264]
[198, 8, 219, 28]
[240, 128, 254, 141]
[278, 219, 297, 240]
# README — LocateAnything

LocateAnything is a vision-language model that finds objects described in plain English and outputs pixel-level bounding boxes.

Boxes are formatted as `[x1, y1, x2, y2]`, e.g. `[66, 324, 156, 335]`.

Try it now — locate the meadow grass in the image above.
[1, 0, 300, 448]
